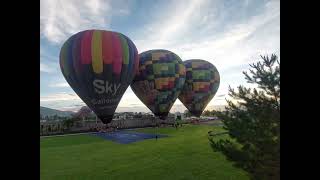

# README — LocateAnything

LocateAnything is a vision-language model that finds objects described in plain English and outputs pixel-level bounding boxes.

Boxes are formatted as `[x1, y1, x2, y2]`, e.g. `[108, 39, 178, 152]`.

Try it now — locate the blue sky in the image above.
[40, 0, 280, 112]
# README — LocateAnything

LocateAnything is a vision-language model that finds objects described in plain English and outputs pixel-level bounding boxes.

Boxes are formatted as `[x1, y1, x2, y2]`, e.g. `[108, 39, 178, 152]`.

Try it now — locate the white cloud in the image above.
[134, 0, 279, 70]
[40, 46, 60, 73]
[175, 3, 279, 69]
[40, 0, 112, 44]
[134, 0, 210, 51]
[40, 63, 54, 73]
[48, 82, 69, 88]
[40, 92, 81, 102]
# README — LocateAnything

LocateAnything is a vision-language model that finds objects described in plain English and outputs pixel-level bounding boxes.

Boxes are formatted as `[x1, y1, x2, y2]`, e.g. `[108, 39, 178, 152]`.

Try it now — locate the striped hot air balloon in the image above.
[59, 30, 139, 124]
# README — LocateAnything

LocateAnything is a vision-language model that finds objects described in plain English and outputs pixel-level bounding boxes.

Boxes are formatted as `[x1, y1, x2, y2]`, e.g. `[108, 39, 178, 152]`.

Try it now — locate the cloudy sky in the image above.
[40, 0, 280, 112]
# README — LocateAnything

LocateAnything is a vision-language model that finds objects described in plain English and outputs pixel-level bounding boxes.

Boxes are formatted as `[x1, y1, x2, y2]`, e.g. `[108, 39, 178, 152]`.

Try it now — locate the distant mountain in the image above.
[40, 106, 73, 117]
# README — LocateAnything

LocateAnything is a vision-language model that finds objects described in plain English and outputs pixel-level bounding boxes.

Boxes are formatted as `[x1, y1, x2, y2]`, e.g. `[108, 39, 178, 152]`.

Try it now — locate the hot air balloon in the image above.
[73, 106, 92, 119]
[131, 49, 186, 120]
[59, 30, 139, 124]
[178, 59, 220, 117]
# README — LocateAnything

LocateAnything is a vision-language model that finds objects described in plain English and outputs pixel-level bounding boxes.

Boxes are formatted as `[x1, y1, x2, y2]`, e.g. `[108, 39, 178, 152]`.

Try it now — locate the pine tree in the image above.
[209, 54, 280, 180]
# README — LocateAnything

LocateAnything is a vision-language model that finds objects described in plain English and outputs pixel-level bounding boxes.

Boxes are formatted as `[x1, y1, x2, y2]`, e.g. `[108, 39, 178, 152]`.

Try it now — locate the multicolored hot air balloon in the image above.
[59, 30, 139, 124]
[178, 59, 220, 117]
[131, 49, 186, 120]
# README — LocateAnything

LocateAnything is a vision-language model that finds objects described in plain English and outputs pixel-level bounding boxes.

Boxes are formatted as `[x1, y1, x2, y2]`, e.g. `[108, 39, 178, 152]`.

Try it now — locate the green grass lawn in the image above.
[40, 124, 249, 180]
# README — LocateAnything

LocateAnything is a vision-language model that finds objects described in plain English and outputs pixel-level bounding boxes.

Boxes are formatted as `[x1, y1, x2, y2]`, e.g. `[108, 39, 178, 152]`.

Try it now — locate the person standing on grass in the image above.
[178, 115, 182, 127]
[175, 115, 182, 129]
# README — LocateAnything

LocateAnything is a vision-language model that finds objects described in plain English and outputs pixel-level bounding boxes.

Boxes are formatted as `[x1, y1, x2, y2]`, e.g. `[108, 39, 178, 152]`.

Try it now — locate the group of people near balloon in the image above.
[59, 30, 220, 130]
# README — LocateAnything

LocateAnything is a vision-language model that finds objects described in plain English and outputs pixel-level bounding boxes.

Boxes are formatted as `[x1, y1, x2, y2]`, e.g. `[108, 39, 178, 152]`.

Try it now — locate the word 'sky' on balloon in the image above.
[59, 30, 139, 124]
[178, 59, 220, 117]
[131, 49, 186, 120]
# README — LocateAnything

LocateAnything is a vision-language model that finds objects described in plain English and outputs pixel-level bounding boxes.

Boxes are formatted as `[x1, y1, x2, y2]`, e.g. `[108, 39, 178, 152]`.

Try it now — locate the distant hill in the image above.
[40, 106, 73, 117]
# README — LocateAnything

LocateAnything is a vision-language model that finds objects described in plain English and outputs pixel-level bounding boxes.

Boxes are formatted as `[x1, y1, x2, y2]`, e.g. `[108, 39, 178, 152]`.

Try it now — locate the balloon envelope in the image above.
[73, 106, 92, 119]
[178, 59, 220, 117]
[59, 30, 139, 124]
[131, 49, 186, 120]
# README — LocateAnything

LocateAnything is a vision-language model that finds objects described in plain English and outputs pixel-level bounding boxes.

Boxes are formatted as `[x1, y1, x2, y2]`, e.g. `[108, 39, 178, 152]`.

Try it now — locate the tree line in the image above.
[183, 110, 218, 117]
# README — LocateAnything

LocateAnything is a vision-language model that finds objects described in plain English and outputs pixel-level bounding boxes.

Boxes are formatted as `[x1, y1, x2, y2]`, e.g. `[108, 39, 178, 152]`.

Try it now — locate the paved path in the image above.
[40, 127, 157, 138]
[40, 132, 93, 138]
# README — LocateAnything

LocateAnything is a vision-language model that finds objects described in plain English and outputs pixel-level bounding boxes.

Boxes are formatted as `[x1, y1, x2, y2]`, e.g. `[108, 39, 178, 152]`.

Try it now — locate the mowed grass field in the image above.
[40, 124, 249, 180]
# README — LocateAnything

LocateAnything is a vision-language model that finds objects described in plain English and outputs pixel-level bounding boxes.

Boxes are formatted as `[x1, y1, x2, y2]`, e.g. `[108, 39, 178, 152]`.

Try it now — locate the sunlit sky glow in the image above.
[40, 0, 280, 112]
